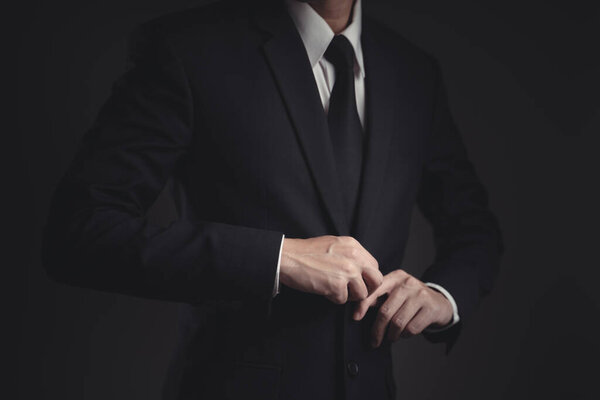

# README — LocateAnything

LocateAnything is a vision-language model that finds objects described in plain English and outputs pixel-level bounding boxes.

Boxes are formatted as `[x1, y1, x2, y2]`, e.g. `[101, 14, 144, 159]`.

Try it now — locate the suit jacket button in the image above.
[347, 361, 359, 377]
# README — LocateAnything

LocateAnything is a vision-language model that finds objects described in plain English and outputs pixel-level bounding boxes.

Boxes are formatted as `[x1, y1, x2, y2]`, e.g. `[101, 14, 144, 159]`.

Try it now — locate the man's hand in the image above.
[280, 236, 383, 304]
[353, 269, 453, 347]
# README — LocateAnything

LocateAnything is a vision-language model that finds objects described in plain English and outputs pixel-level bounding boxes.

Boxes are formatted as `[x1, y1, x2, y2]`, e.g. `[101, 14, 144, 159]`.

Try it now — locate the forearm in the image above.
[417, 59, 504, 323]
[42, 181, 283, 304]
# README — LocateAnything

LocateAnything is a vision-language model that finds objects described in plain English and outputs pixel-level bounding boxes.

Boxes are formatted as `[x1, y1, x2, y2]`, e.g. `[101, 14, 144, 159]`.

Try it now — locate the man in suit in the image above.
[42, 0, 503, 399]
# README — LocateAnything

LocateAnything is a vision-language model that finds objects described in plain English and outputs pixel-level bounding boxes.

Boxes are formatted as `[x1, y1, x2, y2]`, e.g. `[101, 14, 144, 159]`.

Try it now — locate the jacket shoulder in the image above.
[126, 0, 252, 61]
[137, 0, 250, 37]
[363, 14, 438, 70]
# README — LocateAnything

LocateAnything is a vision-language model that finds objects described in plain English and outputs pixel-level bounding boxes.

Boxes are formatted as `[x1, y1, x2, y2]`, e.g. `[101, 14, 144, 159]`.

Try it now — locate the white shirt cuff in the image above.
[423, 282, 460, 332]
[272, 234, 285, 297]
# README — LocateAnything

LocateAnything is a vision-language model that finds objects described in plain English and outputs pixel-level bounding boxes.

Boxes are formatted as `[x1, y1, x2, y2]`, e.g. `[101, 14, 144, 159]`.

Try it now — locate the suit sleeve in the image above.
[41, 24, 283, 305]
[417, 60, 504, 349]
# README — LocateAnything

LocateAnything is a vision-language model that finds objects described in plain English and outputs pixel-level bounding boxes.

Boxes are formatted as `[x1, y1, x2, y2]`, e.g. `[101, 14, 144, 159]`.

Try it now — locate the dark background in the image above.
[8, 0, 600, 398]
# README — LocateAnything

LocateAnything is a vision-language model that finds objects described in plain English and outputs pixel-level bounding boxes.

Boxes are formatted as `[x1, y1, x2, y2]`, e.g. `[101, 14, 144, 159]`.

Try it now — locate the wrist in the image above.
[279, 238, 300, 287]
[431, 289, 454, 327]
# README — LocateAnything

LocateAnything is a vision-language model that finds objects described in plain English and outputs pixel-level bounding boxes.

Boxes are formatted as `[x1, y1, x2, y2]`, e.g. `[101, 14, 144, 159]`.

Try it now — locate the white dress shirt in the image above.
[273, 0, 459, 332]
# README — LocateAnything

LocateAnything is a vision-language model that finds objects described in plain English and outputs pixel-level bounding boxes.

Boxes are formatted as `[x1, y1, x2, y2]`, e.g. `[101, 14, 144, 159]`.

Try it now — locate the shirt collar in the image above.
[285, 0, 365, 78]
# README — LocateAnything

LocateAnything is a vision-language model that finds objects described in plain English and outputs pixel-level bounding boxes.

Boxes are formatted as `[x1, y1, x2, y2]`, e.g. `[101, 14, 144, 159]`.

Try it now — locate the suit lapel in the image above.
[253, 4, 412, 241]
[254, 2, 350, 235]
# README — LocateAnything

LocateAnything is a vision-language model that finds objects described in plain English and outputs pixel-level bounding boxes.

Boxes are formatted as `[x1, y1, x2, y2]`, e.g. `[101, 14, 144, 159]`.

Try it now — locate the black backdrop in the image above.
[8, 0, 600, 398]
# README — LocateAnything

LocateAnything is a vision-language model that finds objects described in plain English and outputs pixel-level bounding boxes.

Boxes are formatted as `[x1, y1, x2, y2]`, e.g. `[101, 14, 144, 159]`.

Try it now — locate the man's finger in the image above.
[353, 295, 375, 321]
[325, 280, 349, 304]
[361, 266, 384, 294]
[363, 251, 380, 270]
[371, 289, 409, 347]
[385, 297, 421, 341]
[402, 308, 433, 337]
[347, 276, 369, 302]
[353, 275, 391, 320]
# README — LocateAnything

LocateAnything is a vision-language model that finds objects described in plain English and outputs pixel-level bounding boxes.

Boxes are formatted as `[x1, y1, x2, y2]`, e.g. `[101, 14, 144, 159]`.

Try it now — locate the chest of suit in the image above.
[169, 19, 435, 272]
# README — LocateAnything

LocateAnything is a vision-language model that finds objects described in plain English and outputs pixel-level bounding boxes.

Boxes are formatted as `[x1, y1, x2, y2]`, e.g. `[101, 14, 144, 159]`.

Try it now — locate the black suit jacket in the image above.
[42, 0, 503, 399]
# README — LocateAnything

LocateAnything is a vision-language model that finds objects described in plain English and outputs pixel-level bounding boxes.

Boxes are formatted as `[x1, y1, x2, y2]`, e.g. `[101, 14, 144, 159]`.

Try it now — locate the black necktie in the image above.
[324, 35, 364, 228]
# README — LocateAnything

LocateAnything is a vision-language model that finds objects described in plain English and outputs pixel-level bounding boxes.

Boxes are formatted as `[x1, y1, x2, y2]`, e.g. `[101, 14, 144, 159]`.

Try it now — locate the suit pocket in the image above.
[225, 362, 281, 400]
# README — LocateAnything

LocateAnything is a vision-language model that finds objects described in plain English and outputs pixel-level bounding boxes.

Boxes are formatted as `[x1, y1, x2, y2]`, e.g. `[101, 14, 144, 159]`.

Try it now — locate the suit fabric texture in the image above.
[42, 0, 504, 399]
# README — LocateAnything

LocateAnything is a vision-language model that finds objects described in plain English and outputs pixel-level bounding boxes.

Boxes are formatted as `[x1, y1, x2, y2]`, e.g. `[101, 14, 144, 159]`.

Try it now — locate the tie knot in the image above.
[324, 35, 355, 72]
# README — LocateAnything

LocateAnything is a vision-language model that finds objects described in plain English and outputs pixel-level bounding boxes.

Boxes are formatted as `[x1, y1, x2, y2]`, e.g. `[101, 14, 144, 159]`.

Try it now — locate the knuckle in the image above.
[341, 236, 354, 244]
[331, 236, 345, 247]
[372, 259, 379, 270]
[403, 275, 418, 288]
[329, 277, 346, 294]
[330, 287, 347, 304]
[406, 324, 419, 335]
[323, 235, 337, 244]
[336, 277, 348, 290]
[392, 316, 404, 328]
[395, 269, 407, 277]
[341, 261, 356, 275]
[378, 305, 392, 319]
